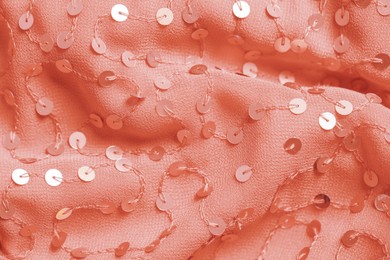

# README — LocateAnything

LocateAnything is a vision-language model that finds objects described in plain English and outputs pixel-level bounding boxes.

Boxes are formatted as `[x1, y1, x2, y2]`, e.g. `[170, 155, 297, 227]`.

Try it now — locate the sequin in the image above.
[363, 170, 379, 188]
[3, 89, 15, 106]
[156, 193, 173, 211]
[47, 143, 64, 156]
[78, 166, 95, 182]
[57, 31, 74, 49]
[115, 158, 132, 172]
[227, 35, 245, 45]
[26, 63, 43, 77]
[315, 156, 332, 174]
[115, 242, 130, 257]
[208, 217, 226, 236]
[226, 127, 243, 145]
[355, 0, 371, 8]
[55, 59, 73, 73]
[341, 230, 359, 247]
[45, 169, 63, 187]
[99, 202, 116, 214]
[71, 247, 89, 259]
[366, 93, 382, 104]
[39, 34, 54, 53]
[154, 76, 171, 90]
[314, 194, 330, 209]
[91, 37, 107, 54]
[106, 114, 123, 130]
[319, 112, 336, 130]
[191, 29, 209, 40]
[19, 225, 38, 237]
[232, 1, 250, 19]
[289, 98, 307, 115]
[284, 138, 302, 155]
[56, 207, 73, 220]
[308, 87, 325, 95]
[373, 53, 390, 70]
[156, 99, 174, 117]
[248, 103, 265, 121]
[374, 194, 390, 212]
[202, 121, 216, 139]
[244, 50, 262, 61]
[196, 183, 213, 198]
[0, 201, 15, 220]
[237, 208, 254, 219]
[308, 14, 324, 31]
[144, 240, 160, 253]
[12, 168, 29, 185]
[51, 231, 67, 249]
[377, 0, 390, 16]
[279, 71, 295, 84]
[89, 113, 104, 128]
[335, 9, 350, 26]
[333, 36, 350, 54]
[2, 132, 20, 150]
[196, 96, 211, 114]
[242, 62, 258, 78]
[235, 165, 252, 183]
[67, 0, 83, 16]
[168, 161, 187, 177]
[274, 37, 291, 53]
[111, 4, 128, 22]
[121, 199, 137, 213]
[189, 64, 208, 74]
[270, 198, 281, 213]
[177, 129, 193, 145]
[18, 12, 34, 30]
[147, 51, 162, 68]
[343, 133, 361, 151]
[106, 145, 123, 161]
[156, 8, 174, 26]
[297, 247, 310, 260]
[121, 50, 136, 67]
[182, 8, 199, 24]
[98, 71, 116, 87]
[278, 215, 295, 229]
[36, 97, 54, 116]
[290, 39, 307, 54]
[69, 131, 86, 149]
[306, 220, 321, 238]
[350, 195, 365, 213]
[266, 4, 281, 18]
[335, 100, 353, 116]
[149, 146, 165, 161]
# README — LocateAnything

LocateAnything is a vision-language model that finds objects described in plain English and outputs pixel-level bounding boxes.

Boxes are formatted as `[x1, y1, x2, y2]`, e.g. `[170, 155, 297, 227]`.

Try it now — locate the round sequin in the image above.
[18, 12, 34, 30]
[291, 39, 308, 54]
[121, 51, 136, 67]
[274, 37, 291, 53]
[343, 133, 361, 151]
[106, 145, 123, 161]
[349, 195, 365, 213]
[154, 76, 171, 90]
[333, 36, 350, 54]
[363, 170, 378, 188]
[279, 71, 295, 84]
[235, 165, 253, 183]
[374, 194, 390, 212]
[278, 215, 295, 229]
[196, 96, 211, 114]
[341, 230, 359, 248]
[51, 231, 67, 249]
[335, 9, 350, 26]
[12, 169, 29, 185]
[55, 59, 73, 73]
[56, 208, 73, 220]
[373, 53, 390, 70]
[98, 71, 116, 87]
[115, 158, 132, 173]
[189, 64, 208, 74]
[36, 97, 54, 116]
[91, 37, 107, 54]
[182, 8, 199, 24]
[57, 31, 74, 49]
[71, 248, 89, 259]
[99, 202, 116, 214]
[111, 4, 128, 22]
[168, 161, 187, 177]
[308, 14, 324, 31]
[156, 193, 173, 211]
[324, 58, 342, 71]
[106, 114, 123, 130]
[335, 100, 353, 116]
[208, 217, 226, 236]
[156, 99, 174, 117]
[0, 201, 15, 220]
[244, 50, 262, 61]
[45, 169, 63, 187]
[355, 0, 371, 8]
[306, 220, 321, 238]
[289, 98, 307, 115]
[366, 93, 382, 104]
[115, 242, 130, 257]
[78, 166, 95, 182]
[284, 138, 302, 155]
[196, 183, 213, 198]
[226, 127, 243, 145]
[69, 132, 86, 149]
[191, 29, 209, 40]
[88, 113, 103, 128]
[47, 143, 64, 156]
[39, 34, 54, 53]
[242, 62, 258, 78]
[146, 51, 161, 68]
[315, 156, 332, 174]
[227, 35, 245, 45]
[314, 194, 330, 209]
[67, 0, 83, 16]
[319, 112, 336, 130]
[232, 1, 250, 19]
[121, 199, 137, 213]
[202, 121, 216, 139]
[3, 89, 15, 106]
[2, 132, 20, 150]
[156, 8, 174, 26]
[297, 247, 310, 260]
[266, 4, 281, 18]
[248, 103, 266, 121]
[149, 146, 165, 161]
[177, 129, 193, 145]
[377, 0, 390, 16]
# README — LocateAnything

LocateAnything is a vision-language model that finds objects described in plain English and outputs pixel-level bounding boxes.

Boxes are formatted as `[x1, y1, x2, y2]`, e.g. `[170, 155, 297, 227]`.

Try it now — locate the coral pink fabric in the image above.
[0, 0, 390, 259]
